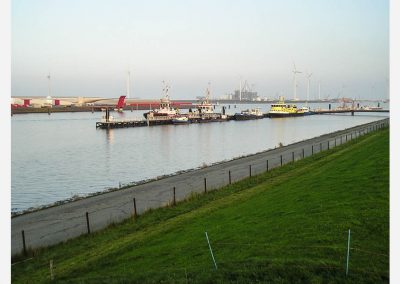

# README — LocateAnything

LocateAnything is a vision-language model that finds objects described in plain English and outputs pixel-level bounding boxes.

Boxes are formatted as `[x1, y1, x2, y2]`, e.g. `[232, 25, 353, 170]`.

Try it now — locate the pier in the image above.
[95, 107, 389, 129]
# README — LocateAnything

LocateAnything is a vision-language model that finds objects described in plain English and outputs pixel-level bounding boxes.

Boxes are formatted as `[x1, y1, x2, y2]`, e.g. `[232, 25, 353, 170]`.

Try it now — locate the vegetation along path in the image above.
[12, 127, 389, 283]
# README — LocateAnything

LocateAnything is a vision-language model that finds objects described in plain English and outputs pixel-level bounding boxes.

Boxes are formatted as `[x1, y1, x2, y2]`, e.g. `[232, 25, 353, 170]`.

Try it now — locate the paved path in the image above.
[11, 118, 389, 256]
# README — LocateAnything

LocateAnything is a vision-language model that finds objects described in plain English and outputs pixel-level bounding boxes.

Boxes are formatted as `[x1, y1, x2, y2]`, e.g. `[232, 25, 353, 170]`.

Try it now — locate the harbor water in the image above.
[11, 102, 389, 212]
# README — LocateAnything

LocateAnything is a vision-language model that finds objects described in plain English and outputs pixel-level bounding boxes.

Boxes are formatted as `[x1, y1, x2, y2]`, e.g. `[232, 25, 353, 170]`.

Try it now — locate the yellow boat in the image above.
[268, 96, 305, 118]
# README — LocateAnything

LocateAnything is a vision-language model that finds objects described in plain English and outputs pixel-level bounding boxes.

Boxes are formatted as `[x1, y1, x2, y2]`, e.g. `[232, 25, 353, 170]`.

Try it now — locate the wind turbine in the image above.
[126, 71, 131, 99]
[306, 72, 312, 106]
[292, 63, 302, 101]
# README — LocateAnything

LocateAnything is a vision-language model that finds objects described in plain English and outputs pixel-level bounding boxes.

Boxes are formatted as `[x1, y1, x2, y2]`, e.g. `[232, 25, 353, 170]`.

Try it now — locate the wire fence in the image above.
[12, 229, 389, 282]
[11, 119, 389, 258]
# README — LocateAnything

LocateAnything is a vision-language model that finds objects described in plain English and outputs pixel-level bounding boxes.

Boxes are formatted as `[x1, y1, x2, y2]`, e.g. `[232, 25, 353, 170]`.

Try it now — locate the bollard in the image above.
[249, 165, 252, 177]
[85, 212, 91, 234]
[173, 187, 176, 206]
[280, 155, 283, 166]
[22, 230, 27, 256]
[266, 160, 269, 172]
[133, 197, 137, 217]
[204, 178, 207, 193]
[229, 170, 231, 184]
[302, 148, 304, 159]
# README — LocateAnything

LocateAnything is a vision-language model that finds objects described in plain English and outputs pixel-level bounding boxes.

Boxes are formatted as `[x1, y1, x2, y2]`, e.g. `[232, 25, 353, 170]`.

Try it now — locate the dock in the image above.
[95, 107, 389, 129]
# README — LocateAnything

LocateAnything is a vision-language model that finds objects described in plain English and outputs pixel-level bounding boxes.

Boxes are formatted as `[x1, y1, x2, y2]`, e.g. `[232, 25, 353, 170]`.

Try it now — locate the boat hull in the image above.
[267, 112, 305, 118]
[234, 114, 263, 120]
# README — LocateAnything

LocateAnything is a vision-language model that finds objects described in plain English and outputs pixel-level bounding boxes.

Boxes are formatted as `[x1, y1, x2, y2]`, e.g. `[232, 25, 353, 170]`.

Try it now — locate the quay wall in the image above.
[11, 118, 389, 257]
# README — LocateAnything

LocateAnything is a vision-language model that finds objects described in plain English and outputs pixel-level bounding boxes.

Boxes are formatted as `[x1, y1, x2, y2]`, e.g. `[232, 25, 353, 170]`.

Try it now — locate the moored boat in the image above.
[172, 115, 189, 124]
[268, 97, 305, 118]
[143, 82, 179, 119]
[234, 108, 264, 120]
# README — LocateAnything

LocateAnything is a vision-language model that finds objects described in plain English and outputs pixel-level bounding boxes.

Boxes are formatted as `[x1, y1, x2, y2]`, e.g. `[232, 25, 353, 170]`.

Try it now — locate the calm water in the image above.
[11, 102, 389, 212]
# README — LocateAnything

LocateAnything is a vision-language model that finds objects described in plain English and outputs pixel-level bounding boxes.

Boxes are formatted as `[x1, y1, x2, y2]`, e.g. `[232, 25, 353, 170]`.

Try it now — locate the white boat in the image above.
[172, 116, 189, 124]
[143, 82, 179, 119]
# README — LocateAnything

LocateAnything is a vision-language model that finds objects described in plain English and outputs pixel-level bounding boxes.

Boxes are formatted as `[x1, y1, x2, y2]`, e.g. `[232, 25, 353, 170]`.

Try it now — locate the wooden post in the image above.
[346, 134, 347, 142]
[341, 136, 343, 145]
[85, 212, 91, 234]
[22, 230, 27, 256]
[280, 155, 283, 166]
[292, 152, 294, 162]
[266, 160, 269, 171]
[133, 198, 137, 217]
[320, 142, 322, 152]
[312, 145, 314, 155]
[335, 138, 337, 147]
[204, 178, 207, 193]
[302, 149, 304, 159]
[229, 170, 231, 184]
[50, 260, 54, 280]
[249, 165, 252, 177]
[328, 141, 330, 150]
[173, 187, 176, 206]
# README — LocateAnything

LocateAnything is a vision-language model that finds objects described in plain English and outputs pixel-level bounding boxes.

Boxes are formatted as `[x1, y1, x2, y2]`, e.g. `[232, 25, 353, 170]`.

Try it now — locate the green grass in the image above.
[12, 128, 389, 283]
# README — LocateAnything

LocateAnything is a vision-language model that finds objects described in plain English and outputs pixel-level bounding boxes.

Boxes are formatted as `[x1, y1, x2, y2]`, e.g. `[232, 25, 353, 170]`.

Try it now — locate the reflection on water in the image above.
[11, 102, 389, 212]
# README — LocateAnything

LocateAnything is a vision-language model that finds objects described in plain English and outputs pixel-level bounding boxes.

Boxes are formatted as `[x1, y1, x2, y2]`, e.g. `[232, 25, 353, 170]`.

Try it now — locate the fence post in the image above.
[292, 152, 294, 162]
[320, 142, 322, 152]
[346, 134, 348, 142]
[50, 260, 54, 281]
[335, 138, 337, 147]
[312, 145, 314, 155]
[85, 212, 91, 234]
[21, 230, 27, 256]
[346, 229, 351, 276]
[328, 141, 330, 150]
[302, 148, 304, 159]
[280, 155, 283, 166]
[249, 165, 252, 177]
[341, 136, 343, 145]
[133, 198, 137, 218]
[204, 178, 207, 193]
[266, 160, 269, 171]
[173, 187, 176, 206]
[229, 170, 231, 184]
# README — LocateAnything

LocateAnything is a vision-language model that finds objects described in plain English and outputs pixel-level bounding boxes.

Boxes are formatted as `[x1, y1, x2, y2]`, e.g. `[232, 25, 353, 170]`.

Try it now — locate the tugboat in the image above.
[189, 83, 225, 121]
[143, 82, 179, 119]
[234, 108, 264, 120]
[267, 96, 305, 118]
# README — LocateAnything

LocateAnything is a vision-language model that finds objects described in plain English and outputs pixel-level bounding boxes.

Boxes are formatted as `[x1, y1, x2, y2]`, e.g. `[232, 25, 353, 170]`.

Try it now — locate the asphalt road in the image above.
[11, 118, 389, 257]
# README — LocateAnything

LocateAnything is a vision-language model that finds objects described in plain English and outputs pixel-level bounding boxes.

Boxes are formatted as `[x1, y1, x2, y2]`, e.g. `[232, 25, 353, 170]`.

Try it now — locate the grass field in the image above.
[12, 127, 389, 283]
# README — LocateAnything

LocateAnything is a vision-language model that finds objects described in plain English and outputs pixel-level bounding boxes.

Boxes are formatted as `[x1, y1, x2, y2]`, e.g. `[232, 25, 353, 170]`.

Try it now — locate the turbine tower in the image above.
[318, 81, 321, 100]
[306, 72, 312, 105]
[292, 63, 302, 101]
[47, 73, 51, 98]
[126, 71, 131, 99]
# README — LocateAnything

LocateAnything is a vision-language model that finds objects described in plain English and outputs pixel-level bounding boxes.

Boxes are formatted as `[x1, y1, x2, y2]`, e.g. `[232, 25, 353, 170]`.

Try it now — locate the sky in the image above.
[11, 0, 389, 100]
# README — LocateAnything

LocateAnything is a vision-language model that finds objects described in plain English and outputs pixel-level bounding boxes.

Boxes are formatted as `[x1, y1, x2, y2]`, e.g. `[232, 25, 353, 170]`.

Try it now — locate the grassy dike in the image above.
[12, 128, 389, 283]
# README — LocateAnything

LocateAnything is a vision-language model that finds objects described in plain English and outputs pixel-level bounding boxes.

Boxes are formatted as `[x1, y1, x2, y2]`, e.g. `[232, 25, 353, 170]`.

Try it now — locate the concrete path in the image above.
[11, 118, 389, 256]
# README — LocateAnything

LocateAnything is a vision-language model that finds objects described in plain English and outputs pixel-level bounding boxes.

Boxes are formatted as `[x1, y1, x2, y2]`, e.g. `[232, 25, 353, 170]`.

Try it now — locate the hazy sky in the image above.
[12, 0, 389, 100]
